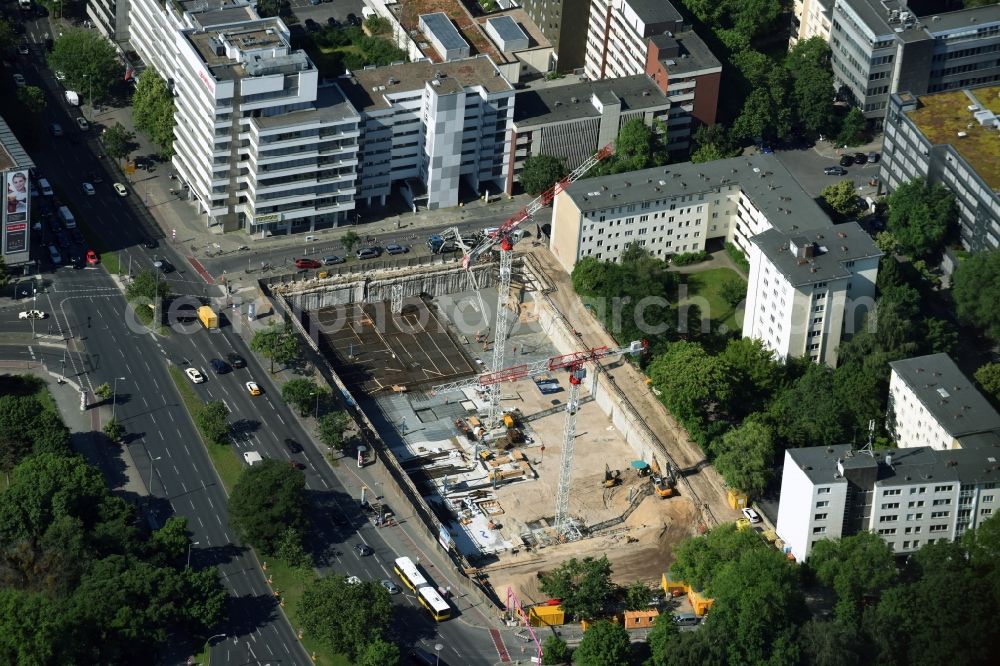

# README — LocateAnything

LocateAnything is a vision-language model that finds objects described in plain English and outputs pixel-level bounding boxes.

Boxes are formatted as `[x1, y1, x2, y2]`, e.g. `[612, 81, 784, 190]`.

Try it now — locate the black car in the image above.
[304, 18, 321, 31]
[284, 438, 303, 454]
[143, 238, 159, 249]
[209, 358, 230, 374]
[354, 543, 374, 556]
[853, 152, 867, 165]
[839, 154, 854, 167]
[89, 170, 104, 184]
[347, 12, 361, 26]
[227, 352, 246, 369]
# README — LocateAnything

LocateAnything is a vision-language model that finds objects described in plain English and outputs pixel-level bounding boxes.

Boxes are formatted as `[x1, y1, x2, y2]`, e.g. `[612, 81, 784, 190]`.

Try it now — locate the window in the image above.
[883, 489, 902, 496]
[879, 515, 898, 523]
[813, 526, 827, 534]
[934, 485, 953, 493]
[929, 524, 948, 533]
[815, 513, 828, 520]
[930, 511, 949, 518]
[882, 502, 899, 510]
[817, 487, 831, 494]
[878, 528, 897, 535]
[816, 500, 829, 508]
[932, 498, 952, 506]
[984, 495, 995, 503]
[907, 500, 924, 508]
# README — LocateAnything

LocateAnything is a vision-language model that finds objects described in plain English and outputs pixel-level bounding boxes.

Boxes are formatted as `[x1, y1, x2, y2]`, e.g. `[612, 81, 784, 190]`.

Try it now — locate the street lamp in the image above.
[112, 376, 126, 421]
[83, 74, 92, 120]
[187, 541, 200, 569]
[147, 455, 162, 495]
[203, 633, 226, 666]
[310, 391, 320, 419]
[434, 643, 443, 666]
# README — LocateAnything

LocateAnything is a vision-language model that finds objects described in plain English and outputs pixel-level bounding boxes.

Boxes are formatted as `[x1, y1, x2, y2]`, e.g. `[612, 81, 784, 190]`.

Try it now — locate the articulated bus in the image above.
[393, 556, 428, 592]
[416, 585, 451, 621]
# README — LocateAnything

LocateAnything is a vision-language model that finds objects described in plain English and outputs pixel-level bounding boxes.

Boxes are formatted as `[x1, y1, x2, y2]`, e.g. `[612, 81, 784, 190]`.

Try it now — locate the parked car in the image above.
[294, 258, 322, 269]
[322, 255, 345, 265]
[13, 73, 25, 87]
[347, 12, 361, 26]
[673, 613, 701, 627]
[227, 352, 246, 369]
[824, 165, 847, 176]
[17, 43, 29, 55]
[867, 151, 879, 163]
[143, 238, 159, 249]
[86, 249, 99, 265]
[18, 310, 46, 320]
[853, 152, 867, 165]
[76, 117, 89, 132]
[82, 182, 95, 196]
[50, 123, 63, 136]
[741, 507, 762, 523]
[839, 154, 854, 167]
[385, 244, 409, 255]
[380, 580, 400, 595]
[356, 247, 380, 260]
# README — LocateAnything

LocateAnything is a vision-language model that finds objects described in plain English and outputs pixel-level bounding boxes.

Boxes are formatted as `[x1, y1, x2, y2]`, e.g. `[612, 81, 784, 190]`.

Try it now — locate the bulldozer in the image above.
[650, 458, 676, 498]
[603, 464, 622, 488]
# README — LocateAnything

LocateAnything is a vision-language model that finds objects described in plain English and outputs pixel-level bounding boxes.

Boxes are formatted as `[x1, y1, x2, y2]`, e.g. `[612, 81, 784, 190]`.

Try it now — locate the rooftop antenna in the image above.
[858, 419, 875, 457]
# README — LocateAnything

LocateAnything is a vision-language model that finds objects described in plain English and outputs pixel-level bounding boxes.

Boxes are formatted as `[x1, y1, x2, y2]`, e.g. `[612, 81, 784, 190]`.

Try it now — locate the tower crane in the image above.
[434, 144, 615, 430]
[433, 339, 645, 537]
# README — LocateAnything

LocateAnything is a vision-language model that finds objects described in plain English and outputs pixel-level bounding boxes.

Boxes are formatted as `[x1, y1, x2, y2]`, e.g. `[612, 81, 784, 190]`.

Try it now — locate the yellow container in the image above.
[727, 489, 748, 509]
[528, 605, 564, 627]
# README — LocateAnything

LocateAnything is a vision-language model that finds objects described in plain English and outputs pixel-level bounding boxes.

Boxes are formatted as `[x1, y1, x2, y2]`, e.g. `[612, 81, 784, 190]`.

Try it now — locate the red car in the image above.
[86, 249, 99, 265]
[294, 258, 321, 269]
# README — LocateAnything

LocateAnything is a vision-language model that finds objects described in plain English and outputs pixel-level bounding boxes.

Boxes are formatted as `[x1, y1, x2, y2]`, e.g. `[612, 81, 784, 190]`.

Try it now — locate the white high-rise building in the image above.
[129, 0, 360, 235]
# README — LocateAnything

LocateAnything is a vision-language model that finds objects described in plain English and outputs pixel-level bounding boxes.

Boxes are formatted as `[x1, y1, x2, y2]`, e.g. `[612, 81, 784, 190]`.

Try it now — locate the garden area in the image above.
[678, 267, 746, 334]
[302, 25, 408, 77]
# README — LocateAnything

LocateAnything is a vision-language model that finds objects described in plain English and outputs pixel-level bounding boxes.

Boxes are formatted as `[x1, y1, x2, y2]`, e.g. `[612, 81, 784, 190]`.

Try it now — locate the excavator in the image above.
[650, 458, 676, 498]
[603, 464, 622, 488]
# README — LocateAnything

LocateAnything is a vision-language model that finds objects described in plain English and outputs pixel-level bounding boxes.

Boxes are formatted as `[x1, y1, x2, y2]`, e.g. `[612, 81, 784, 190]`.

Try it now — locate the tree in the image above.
[519, 155, 567, 196]
[341, 230, 361, 254]
[101, 123, 135, 163]
[132, 68, 176, 156]
[299, 575, 392, 658]
[691, 124, 739, 164]
[356, 637, 400, 666]
[786, 38, 836, 137]
[251, 322, 301, 373]
[647, 341, 727, 443]
[797, 618, 863, 666]
[597, 118, 668, 174]
[47, 30, 120, 102]
[102, 418, 123, 442]
[646, 613, 680, 666]
[317, 411, 351, 451]
[281, 378, 323, 416]
[228, 459, 308, 554]
[767, 364, 850, 448]
[923, 317, 958, 355]
[710, 420, 776, 497]
[0, 257, 9, 289]
[195, 401, 230, 446]
[573, 620, 630, 666]
[952, 249, 1000, 339]
[886, 178, 956, 258]
[670, 523, 769, 591]
[717, 337, 785, 420]
[837, 107, 867, 147]
[807, 531, 897, 629]
[974, 362, 1000, 406]
[94, 383, 112, 400]
[17, 86, 46, 116]
[624, 580, 652, 611]
[125, 269, 170, 303]
[275, 526, 312, 569]
[148, 516, 190, 566]
[821, 180, 863, 219]
[0, 17, 13, 54]
[720, 277, 746, 307]
[874, 230, 899, 255]
[541, 634, 571, 665]
[537, 556, 615, 620]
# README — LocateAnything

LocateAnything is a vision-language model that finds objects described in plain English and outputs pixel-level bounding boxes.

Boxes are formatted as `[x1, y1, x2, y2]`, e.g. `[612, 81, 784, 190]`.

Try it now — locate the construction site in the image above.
[266, 148, 736, 608]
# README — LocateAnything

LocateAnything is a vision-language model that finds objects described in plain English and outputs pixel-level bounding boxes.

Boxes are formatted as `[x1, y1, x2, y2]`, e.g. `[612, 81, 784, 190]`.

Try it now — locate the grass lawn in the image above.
[679, 267, 746, 333]
[167, 366, 242, 493]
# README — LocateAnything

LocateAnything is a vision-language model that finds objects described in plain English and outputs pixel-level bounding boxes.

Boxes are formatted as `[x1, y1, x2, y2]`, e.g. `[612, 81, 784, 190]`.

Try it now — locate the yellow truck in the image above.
[197, 306, 218, 329]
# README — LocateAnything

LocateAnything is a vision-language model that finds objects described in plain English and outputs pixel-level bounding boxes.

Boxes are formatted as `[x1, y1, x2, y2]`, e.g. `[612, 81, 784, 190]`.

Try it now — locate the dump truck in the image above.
[197, 306, 218, 329]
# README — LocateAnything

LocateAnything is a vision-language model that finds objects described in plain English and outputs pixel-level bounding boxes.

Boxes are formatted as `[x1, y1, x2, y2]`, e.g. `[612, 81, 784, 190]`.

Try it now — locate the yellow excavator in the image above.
[603, 464, 622, 488]
[650, 458, 676, 498]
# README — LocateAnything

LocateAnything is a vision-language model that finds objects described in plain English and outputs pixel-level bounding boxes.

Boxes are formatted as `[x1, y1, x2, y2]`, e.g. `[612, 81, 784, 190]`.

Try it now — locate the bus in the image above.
[393, 556, 427, 592]
[416, 585, 451, 621]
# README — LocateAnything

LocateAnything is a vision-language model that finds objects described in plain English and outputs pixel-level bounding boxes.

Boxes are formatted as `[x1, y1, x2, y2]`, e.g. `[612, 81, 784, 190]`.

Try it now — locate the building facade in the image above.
[129, 0, 360, 236]
[339, 57, 515, 210]
[520, 0, 592, 73]
[1, 115, 34, 270]
[887, 354, 1000, 451]
[508, 75, 671, 192]
[879, 86, 1000, 252]
[548, 155, 880, 366]
[791, 0, 834, 47]
[87, 0, 131, 47]
[829, 0, 1000, 122]
[776, 443, 1000, 562]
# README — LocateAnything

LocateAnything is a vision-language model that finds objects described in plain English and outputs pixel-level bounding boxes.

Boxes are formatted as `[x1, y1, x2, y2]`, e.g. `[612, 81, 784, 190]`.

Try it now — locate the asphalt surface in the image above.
[772, 143, 882, 200]
[9, 12, 504, 663]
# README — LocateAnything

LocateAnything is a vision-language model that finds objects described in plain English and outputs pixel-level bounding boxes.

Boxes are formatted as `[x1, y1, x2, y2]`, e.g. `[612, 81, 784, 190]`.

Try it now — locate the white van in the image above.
[65, 90, 80, 106]
[361, 6, 376, 19]
[58, 206, 76, 229]
[38, 178, 53, 196]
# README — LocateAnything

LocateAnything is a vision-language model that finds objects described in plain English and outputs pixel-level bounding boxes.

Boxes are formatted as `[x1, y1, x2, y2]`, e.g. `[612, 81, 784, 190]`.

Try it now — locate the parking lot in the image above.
[772, 137, 884, 202]
[289, 0, 365, 27]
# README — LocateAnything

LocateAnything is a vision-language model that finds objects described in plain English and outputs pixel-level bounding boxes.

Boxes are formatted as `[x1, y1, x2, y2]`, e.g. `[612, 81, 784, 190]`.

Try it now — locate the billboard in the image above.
[4, 222, 27, 254]
[5, 170, 30, 224]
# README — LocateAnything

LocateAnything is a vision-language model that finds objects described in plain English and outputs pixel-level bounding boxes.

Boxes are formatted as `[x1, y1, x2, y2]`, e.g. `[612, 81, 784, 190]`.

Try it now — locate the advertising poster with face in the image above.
[6, 170, 30, 223]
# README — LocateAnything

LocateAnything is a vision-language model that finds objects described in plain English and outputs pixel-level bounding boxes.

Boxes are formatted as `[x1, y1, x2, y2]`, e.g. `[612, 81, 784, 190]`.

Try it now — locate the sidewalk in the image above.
[812, 133, 884, 159]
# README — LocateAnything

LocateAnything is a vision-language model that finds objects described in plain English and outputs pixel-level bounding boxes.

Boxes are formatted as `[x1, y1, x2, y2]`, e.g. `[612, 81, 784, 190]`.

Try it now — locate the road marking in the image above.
[180, 481, 187, 492]
[215, 514, 222, 526]
[167, 411, 174, 423]
[151, 415, 158, 425]
[144, 361, 150, 371]
[206, 496, 214, 509]
[222, 399, 231, 413]
[142, 396, 149, 407]
[184, 444, 191, 455]
[174, 465, 180, 475]
[319, 477, 328, 489]
[276, 413, 285, 425]
[157, 430, 164, 440]
[197, 516, 204, 528]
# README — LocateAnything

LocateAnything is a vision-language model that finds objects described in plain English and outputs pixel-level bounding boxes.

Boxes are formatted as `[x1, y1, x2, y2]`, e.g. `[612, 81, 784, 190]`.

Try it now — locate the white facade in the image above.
[584, 0, 682, 81]
[790, 0, 833, 47]
[341, 57, 515, 211]
[87, 0, 130, 46]
[775, 451, 849, 562]
[129, 0, 360, 235]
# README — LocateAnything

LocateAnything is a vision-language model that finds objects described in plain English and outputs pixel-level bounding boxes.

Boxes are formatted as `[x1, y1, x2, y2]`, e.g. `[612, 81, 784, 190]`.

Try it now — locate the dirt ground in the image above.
[489, 495, 699, 604]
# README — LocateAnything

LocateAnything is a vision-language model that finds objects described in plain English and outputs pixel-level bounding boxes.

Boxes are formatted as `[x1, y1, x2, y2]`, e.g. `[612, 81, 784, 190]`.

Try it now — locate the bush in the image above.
[725, 242, 751, 273]
[671, 250, 710, 266]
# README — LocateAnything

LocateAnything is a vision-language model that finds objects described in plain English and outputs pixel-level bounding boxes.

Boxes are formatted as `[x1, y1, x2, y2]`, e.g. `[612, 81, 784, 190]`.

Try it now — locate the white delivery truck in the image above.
[58, 206, 77, 228]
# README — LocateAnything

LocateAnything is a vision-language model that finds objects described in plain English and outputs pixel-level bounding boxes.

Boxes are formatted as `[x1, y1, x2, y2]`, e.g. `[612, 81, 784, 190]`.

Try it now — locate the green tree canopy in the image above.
[101, 123, 135, 163]
[132, 68, 176, 157]
[299, 575, 393, 659]
[952, 249, 1000, 339]
[17, 85, 46, 116]
[974, 362, 1000, 406]
[785, 37, 836, 137]
[125, 269, 170, 303]
[228, 458, 308, 554]
[280, 378, 325, 417]
[669, 522, 769, 591]
[541, 634, 571, 665]
[573, 620, 631, 666]
[195, 400, 230, 446]
[520, 154, 567, 196]
[647, 341, 728, 444]
[691, 124, 740, 164]
[537, 555, 615, 620]
[341, 230, 361, 253]
[710, 419, 776, 497]
[0, 386, 71, 477]
[624, 580, 653, 611]
[356, 637, 400, 666]
[317, 411, 352, 451]
[47, 30, 120, 103]
[807, 531, 898, 629]
[251, 322, 301, 373]
[766, 364, 850, 448]
[821, 179, 863, 219]
[886, 178, 956, 258]
[837, 107, 868, 147]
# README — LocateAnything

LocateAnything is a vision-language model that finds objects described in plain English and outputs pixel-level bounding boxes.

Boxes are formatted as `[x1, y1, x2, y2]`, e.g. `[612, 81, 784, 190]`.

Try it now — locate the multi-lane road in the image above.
[7, 11, 506, 664]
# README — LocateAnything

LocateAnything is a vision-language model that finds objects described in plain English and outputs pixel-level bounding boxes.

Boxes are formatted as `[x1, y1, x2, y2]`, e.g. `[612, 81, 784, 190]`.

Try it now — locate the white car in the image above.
[185, 367, 205, 384]
[82, 182, 95, 196]
[346, 575, 361, 586]
[76, 117, 89, 132]
[18, 310, 46, 320]
[114, 183, 128, 197]
[741, 507, 762, 524]
[13, 73, 25, 87]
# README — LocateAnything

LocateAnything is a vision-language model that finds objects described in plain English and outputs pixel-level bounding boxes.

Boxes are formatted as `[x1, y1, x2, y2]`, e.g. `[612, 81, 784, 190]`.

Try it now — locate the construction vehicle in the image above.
[434, 339, 646, 536]
[650, 458, 676, 498]
[434, 143, 615, 431]
[603, 464, 621, 488]
[197, 305, 218, 329]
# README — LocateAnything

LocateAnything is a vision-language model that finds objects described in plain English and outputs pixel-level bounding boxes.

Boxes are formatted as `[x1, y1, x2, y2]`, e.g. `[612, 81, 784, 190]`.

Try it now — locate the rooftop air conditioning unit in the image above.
[958, 131, 968, 138]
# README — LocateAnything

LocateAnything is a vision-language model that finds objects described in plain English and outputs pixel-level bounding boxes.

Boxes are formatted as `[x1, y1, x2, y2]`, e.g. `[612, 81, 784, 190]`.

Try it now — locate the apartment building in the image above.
[129, 0, 360, 236]
[508, 75, 671, 192]
[520, 0, 592, 72]
[87, 0, 130, 47]
[584, 0, 721, 149]
[791, 0, 834, 46]
[829, 0, 1000, 122]
[549, 155, 880, 366]
[776, 443, 1000, 562]
[1, 115, 34, 270]
[879, 85, 1000, 253]
[339, 57, 515, 210]
[887, 354, 1000, 451]
[744, 225, 880, 366]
